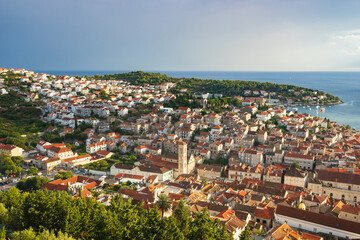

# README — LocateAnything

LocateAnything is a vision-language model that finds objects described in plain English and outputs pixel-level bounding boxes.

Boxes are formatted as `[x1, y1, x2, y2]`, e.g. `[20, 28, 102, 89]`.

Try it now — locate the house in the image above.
[62, 154, 92, 168]
[110, 163, 173, 182]
[309, 170, 360, 203]
[284, 153, 315, 170]
[338, 205, 360, 223]
[240, 149, 263, 167]
[265, 222, 301, 240]
[254, 207, 274, 229]
[42, 175, 103, 198]
[86, 142, 107, 153]
[284, 168, 308, 188]
[196, 164, 222, 180]
[0, 144, 24, 157]
[43, 158, 62, 172]
[47, 146, 74, 159]
[114, 173, 145, 184]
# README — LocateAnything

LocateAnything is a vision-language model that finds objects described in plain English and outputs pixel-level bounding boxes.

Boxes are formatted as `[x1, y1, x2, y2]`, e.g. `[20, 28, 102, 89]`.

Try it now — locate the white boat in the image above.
[316, 105, 320, 109]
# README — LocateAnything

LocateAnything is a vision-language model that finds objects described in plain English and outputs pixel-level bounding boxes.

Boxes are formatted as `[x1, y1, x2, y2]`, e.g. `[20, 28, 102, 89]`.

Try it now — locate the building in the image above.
[110, 163, 173, 182]
[265, 222, 301, 240]
[284, 168, 308, 188]
[42, 175, 103, 198]
[240, 149, 263, 167]
[284, 153, 314, 170]
[275, 205, 360, 239]
[0, 144, 24, 157]
[197, 164, 222, 180]
[309, 170, 360, 203]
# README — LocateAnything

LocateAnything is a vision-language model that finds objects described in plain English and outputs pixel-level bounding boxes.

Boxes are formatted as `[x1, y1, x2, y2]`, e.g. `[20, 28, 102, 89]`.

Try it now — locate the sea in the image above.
[38, 71, 360, 130]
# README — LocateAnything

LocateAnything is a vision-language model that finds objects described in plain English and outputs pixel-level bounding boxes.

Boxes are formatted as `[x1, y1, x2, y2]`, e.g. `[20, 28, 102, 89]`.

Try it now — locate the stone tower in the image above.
[178, 141, 188, 175]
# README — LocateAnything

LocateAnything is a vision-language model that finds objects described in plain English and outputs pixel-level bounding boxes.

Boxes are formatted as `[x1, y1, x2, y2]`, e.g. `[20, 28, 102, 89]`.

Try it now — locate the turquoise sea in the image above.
[38, 71, 360, 130]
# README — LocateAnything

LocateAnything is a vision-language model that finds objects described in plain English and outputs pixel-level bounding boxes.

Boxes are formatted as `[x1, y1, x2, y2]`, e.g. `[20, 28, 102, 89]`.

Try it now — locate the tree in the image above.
[187, 209, 231, 240]
[100, 90, 107, 99]
[239, 225, 251, 240]
[75, 117, 78, 129]
[291, 161, 300, 169]
[156, 194, 171, 220]
[16, 176, 49, 192]
[173, 198, 190, 235]
[0, 226, 5, 240]
[0, 203, 8, 225]
[27, 166, 38, 176]
[201, 178, 208, 187]
[55, 171, 73, 180]
[11, 227, 37, 240]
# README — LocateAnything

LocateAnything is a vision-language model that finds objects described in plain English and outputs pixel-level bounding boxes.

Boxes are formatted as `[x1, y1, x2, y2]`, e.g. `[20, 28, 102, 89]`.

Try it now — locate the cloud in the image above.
[332, 30, 360, 56]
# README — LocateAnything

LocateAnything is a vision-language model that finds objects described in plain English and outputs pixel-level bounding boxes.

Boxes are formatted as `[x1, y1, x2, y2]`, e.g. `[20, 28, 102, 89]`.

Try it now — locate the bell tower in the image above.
[178, 141, 188, 175]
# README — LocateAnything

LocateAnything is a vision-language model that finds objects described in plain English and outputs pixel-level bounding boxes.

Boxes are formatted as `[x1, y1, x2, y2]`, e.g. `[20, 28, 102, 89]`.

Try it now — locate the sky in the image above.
[1, 0, 360, 71]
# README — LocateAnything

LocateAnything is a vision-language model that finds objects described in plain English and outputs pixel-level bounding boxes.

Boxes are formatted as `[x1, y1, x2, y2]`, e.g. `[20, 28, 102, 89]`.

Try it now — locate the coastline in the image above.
[282, 100, 344, 107]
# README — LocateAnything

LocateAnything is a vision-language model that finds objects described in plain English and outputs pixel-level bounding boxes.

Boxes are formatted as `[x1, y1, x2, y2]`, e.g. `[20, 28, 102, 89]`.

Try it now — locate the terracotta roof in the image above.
[114, 173, 144, 180]
[302, 232, 323, 240]
[318, 170, 360, 185]
[276, 205, 360, 234]
[255, 207, 274, 219]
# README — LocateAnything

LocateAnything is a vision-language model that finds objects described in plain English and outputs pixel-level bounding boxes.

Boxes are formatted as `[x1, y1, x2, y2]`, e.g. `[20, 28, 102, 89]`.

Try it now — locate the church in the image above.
[146, 141, 197, 178]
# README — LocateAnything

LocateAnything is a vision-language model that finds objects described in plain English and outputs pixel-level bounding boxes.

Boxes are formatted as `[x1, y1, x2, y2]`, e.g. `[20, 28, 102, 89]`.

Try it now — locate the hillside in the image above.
[91, 71, 341, 104]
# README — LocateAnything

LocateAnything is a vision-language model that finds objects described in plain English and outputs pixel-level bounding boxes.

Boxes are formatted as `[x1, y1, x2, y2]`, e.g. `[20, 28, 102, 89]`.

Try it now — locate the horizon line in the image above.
[35, 69, 360, 73]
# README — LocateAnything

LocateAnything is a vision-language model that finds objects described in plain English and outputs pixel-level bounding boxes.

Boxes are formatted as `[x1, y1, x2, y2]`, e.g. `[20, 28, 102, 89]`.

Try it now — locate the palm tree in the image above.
[156, 194, 172, 220]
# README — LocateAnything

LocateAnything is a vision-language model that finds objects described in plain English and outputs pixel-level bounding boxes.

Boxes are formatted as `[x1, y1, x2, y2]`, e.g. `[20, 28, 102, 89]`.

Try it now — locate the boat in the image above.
[320, 108, 325, 112]
[303, 106, 305, 108]
[293, 108, 298, 111]
[316, 105, 320, 109]
[309, 108, 311, 110]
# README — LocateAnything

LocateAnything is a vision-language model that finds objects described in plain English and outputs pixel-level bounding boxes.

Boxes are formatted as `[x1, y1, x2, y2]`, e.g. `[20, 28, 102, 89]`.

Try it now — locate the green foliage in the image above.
[239, 225, 251, 240]
[84, 153, 138, 171]
[54, 171, 73, 180]
[0, 189, 231, 240]
[0, 153, 23, 176]
[164, 94, 202, 109]
[173, 199, 190, 235]
[201, 178, 208, 187]
[187, 209, 231, 240]
[92, 71, 333, 100]
[16, 176, 49, 192]
[0, 92, 47, 149]
[215, 158, 228, 166]
[100, 90, 108, 99]
[291, 161, 300, 169]
[11, 227, 76, 240]
[156, 194, 172, 220]
[27, 166, 38, 176]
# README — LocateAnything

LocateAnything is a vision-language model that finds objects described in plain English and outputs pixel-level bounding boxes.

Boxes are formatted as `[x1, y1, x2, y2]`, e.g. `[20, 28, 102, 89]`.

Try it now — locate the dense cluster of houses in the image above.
[1, 67, 360, 239]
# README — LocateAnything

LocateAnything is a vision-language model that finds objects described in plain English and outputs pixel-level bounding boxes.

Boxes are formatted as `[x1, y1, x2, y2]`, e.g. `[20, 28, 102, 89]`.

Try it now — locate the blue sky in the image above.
[1, 0, 360, 71]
